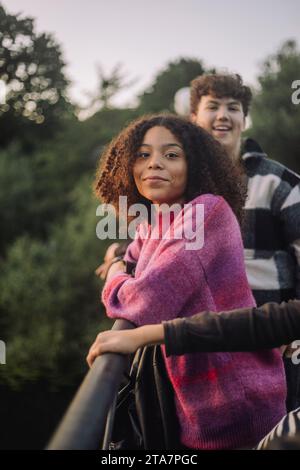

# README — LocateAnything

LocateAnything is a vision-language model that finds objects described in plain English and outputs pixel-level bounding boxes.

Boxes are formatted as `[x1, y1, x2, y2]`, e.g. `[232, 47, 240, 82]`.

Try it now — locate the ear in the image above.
[190, 113, 197, 123]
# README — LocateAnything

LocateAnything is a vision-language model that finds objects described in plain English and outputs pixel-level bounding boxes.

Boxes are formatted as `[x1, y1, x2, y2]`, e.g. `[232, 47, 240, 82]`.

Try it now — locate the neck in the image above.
[152, 198, 185, 212]
[227, 140, 242, 163]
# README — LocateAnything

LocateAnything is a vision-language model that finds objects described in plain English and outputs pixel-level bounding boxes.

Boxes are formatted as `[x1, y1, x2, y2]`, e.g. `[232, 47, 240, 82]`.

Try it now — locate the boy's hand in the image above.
[95, 242, 120, 279]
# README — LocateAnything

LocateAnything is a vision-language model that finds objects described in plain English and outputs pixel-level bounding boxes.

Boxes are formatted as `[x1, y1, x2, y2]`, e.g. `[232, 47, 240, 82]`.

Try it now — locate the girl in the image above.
[90, 115, 286, 449]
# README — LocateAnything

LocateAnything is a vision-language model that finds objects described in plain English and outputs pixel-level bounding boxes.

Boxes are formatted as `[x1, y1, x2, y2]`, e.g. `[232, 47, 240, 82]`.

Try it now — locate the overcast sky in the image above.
[2, 0, 300, 108]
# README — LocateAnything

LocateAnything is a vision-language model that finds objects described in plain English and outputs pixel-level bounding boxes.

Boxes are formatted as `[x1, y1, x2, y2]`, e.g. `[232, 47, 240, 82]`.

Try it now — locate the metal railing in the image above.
[46, 319, 135, 450]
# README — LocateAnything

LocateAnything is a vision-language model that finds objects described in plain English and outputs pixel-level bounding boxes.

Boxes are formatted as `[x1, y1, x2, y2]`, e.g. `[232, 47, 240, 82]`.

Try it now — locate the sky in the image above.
[2, 0, 300, 110]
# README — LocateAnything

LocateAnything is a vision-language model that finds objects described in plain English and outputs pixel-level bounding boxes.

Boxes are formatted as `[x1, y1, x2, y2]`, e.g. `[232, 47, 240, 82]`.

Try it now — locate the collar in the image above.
[241, 138, 267, 161]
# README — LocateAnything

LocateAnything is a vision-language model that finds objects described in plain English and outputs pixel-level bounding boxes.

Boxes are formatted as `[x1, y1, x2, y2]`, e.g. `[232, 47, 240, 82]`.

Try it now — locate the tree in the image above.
[250, 40, 300, 173]
[79, 63, 136, 119]
[0, 176, 111, 388]
[138, 58, 209, 113]
[0, 119, 92, 254]
[0, 4, 71, 150]
[0, 144, 34, 253]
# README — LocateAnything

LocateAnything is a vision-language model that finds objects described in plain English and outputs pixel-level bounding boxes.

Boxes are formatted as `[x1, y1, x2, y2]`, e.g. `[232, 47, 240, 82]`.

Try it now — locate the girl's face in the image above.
[133, 126, 188, 206]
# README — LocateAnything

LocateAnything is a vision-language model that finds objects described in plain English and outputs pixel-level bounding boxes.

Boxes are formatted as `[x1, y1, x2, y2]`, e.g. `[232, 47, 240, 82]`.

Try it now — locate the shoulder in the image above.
[188, 193, 225, 210]
[242, 139, 300, 187]
[244, 156, 300, 213]
[179, 194, 237, 234]
[187, 194, 233, 219]
[253, 157, 300, 185]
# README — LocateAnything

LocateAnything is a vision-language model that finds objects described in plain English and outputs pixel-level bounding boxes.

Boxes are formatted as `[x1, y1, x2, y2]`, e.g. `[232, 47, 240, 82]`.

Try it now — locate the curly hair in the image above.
[94, 114, 247, 225]
[190, 73, 252, 116]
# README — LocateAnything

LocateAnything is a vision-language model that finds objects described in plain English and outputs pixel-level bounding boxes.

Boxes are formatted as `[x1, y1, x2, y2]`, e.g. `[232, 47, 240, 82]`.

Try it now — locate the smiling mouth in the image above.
[144, 176, 168, 181]
[212, 126, 232, 132]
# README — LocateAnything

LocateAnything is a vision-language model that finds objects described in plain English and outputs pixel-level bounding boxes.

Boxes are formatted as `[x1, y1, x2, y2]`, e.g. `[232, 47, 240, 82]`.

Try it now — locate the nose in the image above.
[147, 152, 164, 169]
[216, 105, 230, 121]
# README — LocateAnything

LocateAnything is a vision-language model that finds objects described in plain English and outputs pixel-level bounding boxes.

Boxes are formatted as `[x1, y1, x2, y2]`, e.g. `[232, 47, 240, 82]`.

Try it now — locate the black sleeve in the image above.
[163, 300, 300, 357]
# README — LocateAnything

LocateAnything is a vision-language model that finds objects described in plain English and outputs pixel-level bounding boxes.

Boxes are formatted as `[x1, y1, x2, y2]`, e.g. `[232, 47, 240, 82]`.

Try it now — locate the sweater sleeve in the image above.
[101, 197, 225, 326]
[123, 224, 144, 264]
[102, 195, 248, 326]
[101, 239, 205, 326]
[163, 300, 300, 356]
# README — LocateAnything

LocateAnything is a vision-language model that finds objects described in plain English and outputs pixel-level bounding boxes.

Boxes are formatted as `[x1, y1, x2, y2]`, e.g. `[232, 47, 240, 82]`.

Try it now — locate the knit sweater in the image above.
[102, 194, 287, 450]
[242, 138, 300, 306]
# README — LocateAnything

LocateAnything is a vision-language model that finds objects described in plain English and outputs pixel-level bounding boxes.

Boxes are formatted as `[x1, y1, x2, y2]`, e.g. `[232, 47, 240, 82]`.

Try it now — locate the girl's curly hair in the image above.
[94, 114, 247, 225]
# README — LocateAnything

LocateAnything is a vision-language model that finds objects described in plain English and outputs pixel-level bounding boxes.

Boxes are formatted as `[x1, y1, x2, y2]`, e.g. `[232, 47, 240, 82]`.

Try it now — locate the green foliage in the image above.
[0, 144, 34, 252]
[0, 3, 71, 150]
[250, 40, 300, 173]
[78, 107, 140, 160]
[0, 122, 90, 252]
[0, 176, 112, 389]
[138, 58, 208, 113]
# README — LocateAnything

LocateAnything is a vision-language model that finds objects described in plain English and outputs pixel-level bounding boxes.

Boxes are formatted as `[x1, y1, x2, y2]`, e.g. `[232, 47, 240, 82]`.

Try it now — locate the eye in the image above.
[229, 106, 240, 112]
[165, 152, 179, 159]
[136, 151, 150, 159]
[207, 105, 217, 110]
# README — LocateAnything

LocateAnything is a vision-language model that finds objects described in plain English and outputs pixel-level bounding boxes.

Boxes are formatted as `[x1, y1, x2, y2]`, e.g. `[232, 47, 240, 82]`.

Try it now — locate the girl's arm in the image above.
[101, 197, 226, 327]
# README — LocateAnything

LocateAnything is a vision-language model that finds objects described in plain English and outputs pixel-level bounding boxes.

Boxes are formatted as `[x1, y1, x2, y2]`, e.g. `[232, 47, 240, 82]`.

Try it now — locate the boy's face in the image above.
[191, 95, 246, 160]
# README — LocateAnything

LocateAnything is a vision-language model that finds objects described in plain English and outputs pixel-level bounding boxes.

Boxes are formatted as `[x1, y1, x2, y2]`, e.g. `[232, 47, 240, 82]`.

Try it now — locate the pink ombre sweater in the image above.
[102, 194, 286, 449]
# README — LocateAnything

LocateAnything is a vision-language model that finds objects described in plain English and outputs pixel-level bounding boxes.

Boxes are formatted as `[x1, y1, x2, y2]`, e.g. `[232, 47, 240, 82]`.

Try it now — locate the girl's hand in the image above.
[86, 329, 142, 367]
[86, 324, 165, 368]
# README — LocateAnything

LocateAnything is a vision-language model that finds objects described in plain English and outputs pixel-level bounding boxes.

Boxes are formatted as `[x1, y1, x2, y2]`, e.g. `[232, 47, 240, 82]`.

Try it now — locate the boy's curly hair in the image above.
[94, 114, 247, 225]
[190, 73, 252, 116]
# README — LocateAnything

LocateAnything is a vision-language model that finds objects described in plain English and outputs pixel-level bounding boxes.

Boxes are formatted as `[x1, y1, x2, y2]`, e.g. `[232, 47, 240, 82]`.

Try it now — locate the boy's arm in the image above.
[163, 300, 300, 356]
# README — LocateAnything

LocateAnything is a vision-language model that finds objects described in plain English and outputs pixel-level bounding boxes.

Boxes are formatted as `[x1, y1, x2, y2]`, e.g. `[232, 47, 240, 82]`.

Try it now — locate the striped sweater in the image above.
[242, 138, 300, 306]
[102, 194, 286, 449]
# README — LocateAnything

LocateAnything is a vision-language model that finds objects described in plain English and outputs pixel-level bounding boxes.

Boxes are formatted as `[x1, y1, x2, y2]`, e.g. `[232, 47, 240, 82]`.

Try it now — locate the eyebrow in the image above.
[139, 143, 183, 149]
[206, 99, 240, 106]
[227, 101, 241, 106]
